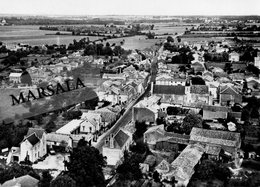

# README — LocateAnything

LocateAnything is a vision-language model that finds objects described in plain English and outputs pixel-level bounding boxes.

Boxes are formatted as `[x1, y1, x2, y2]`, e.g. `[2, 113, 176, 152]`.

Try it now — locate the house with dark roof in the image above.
[19, 128, 47, 163]
[219, 85, 242, 106]
[102, 128, 132, 166]
[152, 84, 186, 104]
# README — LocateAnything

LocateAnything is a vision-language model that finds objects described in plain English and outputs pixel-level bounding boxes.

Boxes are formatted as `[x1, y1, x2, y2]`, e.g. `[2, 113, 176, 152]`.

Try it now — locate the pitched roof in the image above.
[229, 73, 245, 81]
[26, 128, 45, 139]
[190, 85, 209, 94]
[153, 85, 185, 95]
[220, 85, 239, 95]
[94, 108, 117, 123]
[166, 144, 204, 182]
[202, 71, 213, 77]
[25, 133, 40, 146]
[190, 127, 241, 148]
[1, 175, 39, 187]
[114, 129, 130, 148]
[56, 120, 83, 134]
[9, 72, 22, 77]
[46, 133, 72, 143]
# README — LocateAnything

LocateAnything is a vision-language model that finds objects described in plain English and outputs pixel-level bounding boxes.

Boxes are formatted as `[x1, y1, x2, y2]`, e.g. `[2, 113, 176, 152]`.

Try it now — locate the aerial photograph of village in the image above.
[0, 0, 260, 186]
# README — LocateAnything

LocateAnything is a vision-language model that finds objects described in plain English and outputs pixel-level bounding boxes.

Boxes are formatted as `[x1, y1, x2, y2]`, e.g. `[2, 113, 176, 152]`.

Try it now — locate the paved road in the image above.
[95, 83, 151, 152]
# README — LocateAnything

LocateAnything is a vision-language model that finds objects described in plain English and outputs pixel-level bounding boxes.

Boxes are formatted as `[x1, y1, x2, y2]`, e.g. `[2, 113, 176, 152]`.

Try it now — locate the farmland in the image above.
[0, 24, 190, 49]
[0, 25, 102, 46]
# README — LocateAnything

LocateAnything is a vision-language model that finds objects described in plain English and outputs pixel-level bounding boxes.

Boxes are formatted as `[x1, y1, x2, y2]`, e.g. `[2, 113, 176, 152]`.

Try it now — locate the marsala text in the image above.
[10, 78, 85, 106]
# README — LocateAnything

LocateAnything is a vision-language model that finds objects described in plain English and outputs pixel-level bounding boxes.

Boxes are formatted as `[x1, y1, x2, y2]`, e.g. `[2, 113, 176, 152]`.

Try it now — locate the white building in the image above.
[20, 128, 47, 163]
[9, 72, 22, 83]
[81, 112, 103, 133]
[56, 119, 84, 135]
[102, 129, 132, 166]
[255, 57, 260, 69]
[156, 73, 186, 86]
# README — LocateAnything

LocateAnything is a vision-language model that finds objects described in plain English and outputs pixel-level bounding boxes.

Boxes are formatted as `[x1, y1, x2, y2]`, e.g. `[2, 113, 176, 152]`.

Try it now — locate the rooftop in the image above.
[114, 129, 130, 148]
[1, 175, 39, 187]
[153, 85, 185, 95]
[190, 85, 209, 94]
[25, 133, 40, 146]
[190, 127, 241, 148]
[9, 72, 22, 77]
[56, 119, 83, 134]
[165, 144, 204, 182]
[26, 128, 45, 139]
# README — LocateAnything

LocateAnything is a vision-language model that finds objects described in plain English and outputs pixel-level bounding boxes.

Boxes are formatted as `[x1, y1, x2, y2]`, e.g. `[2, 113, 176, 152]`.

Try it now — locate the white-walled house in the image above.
[255, 57, 260, 69]
[9, 72, 22, 83]
[56, 119, 83, 135]
[81, 112, 103, 133]
[20, 128, 47, 163]
[80, 119, 100, 134]
[102, 129, 132, 166]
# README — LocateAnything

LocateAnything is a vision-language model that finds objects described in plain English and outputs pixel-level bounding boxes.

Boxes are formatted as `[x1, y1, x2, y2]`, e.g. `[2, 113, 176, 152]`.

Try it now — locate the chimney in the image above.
[110, 135, 114, 148]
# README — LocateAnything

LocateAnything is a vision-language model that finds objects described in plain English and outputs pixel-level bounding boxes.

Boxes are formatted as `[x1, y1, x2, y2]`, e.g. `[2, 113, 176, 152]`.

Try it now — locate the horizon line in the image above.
[0, 13, 260, 17]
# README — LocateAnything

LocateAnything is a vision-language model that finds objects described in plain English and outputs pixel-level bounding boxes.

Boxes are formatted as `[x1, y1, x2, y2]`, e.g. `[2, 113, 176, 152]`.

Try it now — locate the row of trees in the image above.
[204, 52, 229, 62]
[84, 42, 129, 57]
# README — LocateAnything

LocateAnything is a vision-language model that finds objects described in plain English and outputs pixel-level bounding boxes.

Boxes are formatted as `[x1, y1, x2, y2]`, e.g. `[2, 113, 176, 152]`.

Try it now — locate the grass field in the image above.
[0, 25, 103, 46]
[0, 24, 189, 49]
[106, 35, 163, 50]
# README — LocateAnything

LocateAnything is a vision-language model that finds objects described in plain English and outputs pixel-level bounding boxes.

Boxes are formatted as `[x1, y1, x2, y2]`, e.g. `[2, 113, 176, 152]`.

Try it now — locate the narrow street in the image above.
[95, 82, 152, 152]
[95, 32, 185, 152]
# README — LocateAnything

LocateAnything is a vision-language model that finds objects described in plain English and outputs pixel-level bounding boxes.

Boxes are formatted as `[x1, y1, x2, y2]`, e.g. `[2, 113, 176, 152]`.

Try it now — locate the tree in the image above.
[166, 36, 174, 43]
[65, 138, 106, 187]
[153, 171, 160, 182]
[181, 113, 202, 134]
[224, 62, 232, 74]
[62, 110, 82, 120]
[45, 121, 56, 133]
[0, 162, 40, 184]
[194, 160, 231, 182]
[20, 70, 32, 86]
[191, 76, 205, 85]
[113, 46, 124, 57]
[50, 175, 76, 187]
[116, 151, 143, 181]
[133, 121, 147, 141]
[39, 170, 53, 187]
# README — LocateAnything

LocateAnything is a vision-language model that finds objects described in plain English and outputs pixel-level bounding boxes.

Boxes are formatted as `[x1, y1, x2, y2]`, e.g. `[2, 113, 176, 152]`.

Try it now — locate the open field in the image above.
[0, 25, 102, 45]
[106, 35, 163, 50]
[0, 24, 190, 49]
